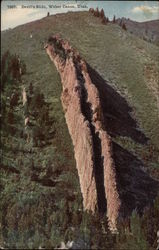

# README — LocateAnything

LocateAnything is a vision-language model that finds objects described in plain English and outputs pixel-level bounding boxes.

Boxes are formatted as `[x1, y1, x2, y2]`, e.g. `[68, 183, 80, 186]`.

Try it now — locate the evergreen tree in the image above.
[100, 8, 105, 19]
[113, 15, 116, 23]
[94, 7, 100, 17]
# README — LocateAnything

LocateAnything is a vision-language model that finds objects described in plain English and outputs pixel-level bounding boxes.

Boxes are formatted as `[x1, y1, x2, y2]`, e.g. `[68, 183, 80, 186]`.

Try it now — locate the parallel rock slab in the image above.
[45, 36, 121, 230]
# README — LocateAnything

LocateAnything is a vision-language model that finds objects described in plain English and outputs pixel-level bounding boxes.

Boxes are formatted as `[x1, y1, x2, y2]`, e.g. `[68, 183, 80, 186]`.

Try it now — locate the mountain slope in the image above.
[2, 11, 159, 164]
[1, 11, 159, 249]
[117, 18, 159, 45]
[45, 35, 159, 230]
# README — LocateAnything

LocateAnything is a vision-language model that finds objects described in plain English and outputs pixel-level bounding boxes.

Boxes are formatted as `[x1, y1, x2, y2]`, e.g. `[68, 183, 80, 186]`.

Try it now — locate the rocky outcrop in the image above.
[45, 35, 121, 230]
[45, 35, 159, 230]
[22, 86, 30, 143]
[22, 87, 27, 106]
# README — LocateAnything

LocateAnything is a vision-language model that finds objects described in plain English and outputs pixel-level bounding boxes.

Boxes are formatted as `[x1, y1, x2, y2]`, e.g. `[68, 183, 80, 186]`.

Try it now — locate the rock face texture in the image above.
[45, 35, 159, 230]
[45, 36, 120, 230]
[22, 87, 27, 106]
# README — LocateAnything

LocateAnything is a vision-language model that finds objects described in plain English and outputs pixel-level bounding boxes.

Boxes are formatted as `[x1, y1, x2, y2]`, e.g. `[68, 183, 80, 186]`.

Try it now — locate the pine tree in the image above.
[94, 7, 100, 17]
[113, 15, 116, 23]
[100, 8, 105, 19]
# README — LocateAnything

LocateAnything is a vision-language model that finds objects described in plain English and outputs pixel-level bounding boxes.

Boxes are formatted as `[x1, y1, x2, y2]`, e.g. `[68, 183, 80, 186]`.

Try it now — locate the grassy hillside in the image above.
[1, 11, 159, 249]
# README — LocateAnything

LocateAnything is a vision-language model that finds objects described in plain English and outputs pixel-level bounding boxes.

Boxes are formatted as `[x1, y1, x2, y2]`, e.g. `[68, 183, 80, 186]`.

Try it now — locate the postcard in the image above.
[1, 1, 159, 249]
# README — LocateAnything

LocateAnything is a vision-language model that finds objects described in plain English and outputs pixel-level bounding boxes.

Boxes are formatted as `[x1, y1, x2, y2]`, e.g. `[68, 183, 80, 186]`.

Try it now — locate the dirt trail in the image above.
[45, 35, 159, 230]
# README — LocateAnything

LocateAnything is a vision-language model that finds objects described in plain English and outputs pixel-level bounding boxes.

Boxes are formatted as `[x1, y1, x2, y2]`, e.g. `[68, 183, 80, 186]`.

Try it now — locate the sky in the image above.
[1, 1, 159, 31]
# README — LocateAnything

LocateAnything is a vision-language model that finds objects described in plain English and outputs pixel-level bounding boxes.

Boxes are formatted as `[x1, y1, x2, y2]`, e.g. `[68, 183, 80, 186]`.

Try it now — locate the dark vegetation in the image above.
[1, 53, 159, 250]
[0, 51, 114, 249]
[1, 10, 159, 249]
[89, 8, 110, 26]
[89, 8, 126, 30]
[0, 51, 82, 248]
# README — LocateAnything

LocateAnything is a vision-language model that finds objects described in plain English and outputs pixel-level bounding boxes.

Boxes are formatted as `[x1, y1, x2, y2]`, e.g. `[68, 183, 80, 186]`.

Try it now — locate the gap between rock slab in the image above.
[74, 59, 107, 213]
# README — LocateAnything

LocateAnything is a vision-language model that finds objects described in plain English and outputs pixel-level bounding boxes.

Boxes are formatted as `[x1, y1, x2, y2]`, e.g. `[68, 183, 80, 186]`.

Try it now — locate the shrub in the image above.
[89, 8, 94, 14]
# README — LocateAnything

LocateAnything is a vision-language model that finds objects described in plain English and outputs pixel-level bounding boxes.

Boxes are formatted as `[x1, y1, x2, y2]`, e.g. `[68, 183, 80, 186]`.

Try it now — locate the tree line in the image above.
[89, 7, 127, 30]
